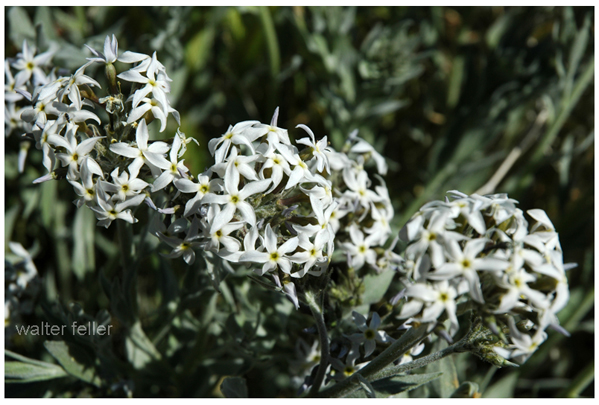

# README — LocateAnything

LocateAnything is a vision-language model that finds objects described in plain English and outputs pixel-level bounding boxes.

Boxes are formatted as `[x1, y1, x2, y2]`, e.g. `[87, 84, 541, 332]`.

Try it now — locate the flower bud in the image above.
[105, 62, 118, 94]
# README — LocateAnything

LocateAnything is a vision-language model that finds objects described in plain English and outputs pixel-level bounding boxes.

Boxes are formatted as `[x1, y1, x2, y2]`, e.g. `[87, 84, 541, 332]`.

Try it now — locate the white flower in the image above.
[51, 101, 101, 125]
[242, 107, 291, 147]
[213, 147, 260, 192]
[276, 143, 314, 189]
[101, 166, 149, 202]
[56, 61, 101, 110]
[295, 124, 331, 173]
[350, 139, 387, 175]
[110, 119, 170, 177]
[69, 158, 103, 207]
[239, 224, 300, 275]
[293, 196, 337, 248]
[19, 93, 60, 128]
[151, 134, 188, 191]
[259, 146, 291, 193]
[428, 239, 508, 303]
[364, 204, 393, 246]
[342, 224, 378, 270]
[527, 209, 555, 233]
[10, 40, 55, 86]
[127, 96, 178, 132]
[398, 342, 425, 365]
[201, 178, 271, 231]
[174, 174, 224, 216]
[342, 169, 382, 211]
[90, 185, 146, 228]
[85, 34, 118, 64]
[494, 266, 550, 313]
[174, 128, 199, 158]
[400, 280, 460, 335]
[300, 174, 334, 206]
[157, 218, 202, 265]
[287, 234, 328, 278]
[405, 210, 467, 269]
[47, 122, 104, 180]
[329, 355, 367, 381]
[203, 205, 245, 254]
[117, 52, 171, 114]
[208, 120, 259, 164]
[348, 311, 393, 357]
[5, 60, 28, 103]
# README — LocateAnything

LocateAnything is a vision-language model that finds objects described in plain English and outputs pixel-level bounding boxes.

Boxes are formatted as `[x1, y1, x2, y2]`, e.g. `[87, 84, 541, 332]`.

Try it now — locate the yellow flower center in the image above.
[364, 329, 375, 340]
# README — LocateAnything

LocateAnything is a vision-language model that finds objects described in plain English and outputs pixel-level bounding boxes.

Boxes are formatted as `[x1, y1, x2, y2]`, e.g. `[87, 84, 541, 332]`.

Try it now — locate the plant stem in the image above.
[305, 290, 329, 397]
[318, 324, 431, 398]
[368, 338, 467, 382]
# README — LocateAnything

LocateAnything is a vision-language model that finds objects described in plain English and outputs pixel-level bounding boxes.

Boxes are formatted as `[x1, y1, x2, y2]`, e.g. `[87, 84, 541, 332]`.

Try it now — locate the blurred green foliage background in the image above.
[5, 6, 594, 397]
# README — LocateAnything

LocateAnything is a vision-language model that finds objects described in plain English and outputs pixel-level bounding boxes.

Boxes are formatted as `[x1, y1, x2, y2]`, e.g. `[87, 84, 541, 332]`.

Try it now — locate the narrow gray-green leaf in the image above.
[349, 372, 443, 398]
[451, 381, 480, 398]
[361, 270, 395, 305]
[427, 338, 459, 398]
[6, 361, 68, 383]
[44, 341, 101, 387]
[72, 206, 95, 280]
[8, 7, 35, 45]
[482, 371, 519, 398]
[125, 321, 162, 370]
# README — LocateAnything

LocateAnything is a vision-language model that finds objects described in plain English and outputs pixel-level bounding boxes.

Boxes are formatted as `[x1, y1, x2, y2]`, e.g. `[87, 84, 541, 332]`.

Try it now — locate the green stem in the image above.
[368, 338, 467, 382]
[305, 290, 330, 397]
[318, 324, 431, 398]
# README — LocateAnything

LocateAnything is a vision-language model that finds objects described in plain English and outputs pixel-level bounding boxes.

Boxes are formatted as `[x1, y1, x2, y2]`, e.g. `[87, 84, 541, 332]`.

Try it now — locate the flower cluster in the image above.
[324, 131, 403, 275]
[8, 35, 399, 311]
[151, 109, 340, 307]
[397, 190, 570, 363]
[6, 36, 185, 228]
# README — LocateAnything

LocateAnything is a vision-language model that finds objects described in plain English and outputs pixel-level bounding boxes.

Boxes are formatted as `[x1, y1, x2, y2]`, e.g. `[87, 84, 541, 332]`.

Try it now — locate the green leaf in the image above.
[563, 12, 591, 99]
[72, 206, 95, 280]
[258, 6, 280, 78]
[361, 270, 395, 305]
[8, 7, 35, 46]
[220, 376, 248, 398]
[447, 56, 465, 108]
[4, 204, 20, 243]
[482, 371, 519, 398]
[44, 341, 101, 387]
[451, 381, 480, 398]
[5, 361, 68, 383]
[125, 321, 162, 369]
[349, 372, 442, 398]
[355, 374, 376, 398]
[426, 338, 459, 398]
[33, 7, 58, 42]
[185, 27, 215, 72]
